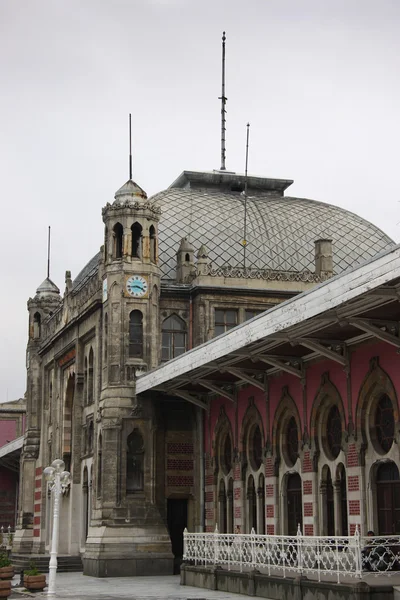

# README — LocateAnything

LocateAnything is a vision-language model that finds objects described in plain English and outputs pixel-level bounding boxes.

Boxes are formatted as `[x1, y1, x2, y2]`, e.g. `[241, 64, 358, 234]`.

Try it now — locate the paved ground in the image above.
[9, 573, 257, 600]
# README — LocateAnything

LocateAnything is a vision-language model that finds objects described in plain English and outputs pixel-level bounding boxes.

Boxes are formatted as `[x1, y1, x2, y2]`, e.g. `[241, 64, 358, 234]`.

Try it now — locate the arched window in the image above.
[88, 421, 94, 454]
[286, 416, 298, 467]
[88, 348, 94, 404]
[218, 479, 227, 533]
[84, 357, 88, 405]
[97, 433, 102, 498]
[113, 223, 123, 259]
[250, 425, 263, 470]
[326, 405, 342, 459]
[131, 222, 142, 258]
[286, 473, 302, 535]
[377, 461, 400, 534]
[247, 475, 257, 532]
[126, 430, 144, 492]
[33, 312, 41, 339]
[337, 463, 348, 536]
[221, 433, 232, 475]
[375, 394, 394, 454]
[161, 314, 187, 362]
[227, 478, 234, 533]
[82, 467, 89, 543]
[129, 311, 143, 357]
[63, 373, 75, 472]
[185, 253, 190, 262]
[258, 473, 266, 534]
[149, 225, 156, 263]
[104, 313, 108, 361]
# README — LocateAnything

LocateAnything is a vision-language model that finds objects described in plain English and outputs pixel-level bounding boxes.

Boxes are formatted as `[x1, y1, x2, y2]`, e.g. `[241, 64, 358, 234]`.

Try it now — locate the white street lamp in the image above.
[43, 459, 71, 596]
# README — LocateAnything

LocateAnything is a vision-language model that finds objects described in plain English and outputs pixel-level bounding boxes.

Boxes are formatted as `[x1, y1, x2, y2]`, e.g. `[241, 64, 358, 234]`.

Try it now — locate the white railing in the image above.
[183, 526, 400, 583]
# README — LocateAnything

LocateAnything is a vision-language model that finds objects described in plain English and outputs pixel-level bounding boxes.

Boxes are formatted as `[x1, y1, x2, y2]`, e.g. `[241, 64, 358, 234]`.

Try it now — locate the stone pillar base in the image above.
[82, 525, 174, 577]
[12, 529, 34, 554]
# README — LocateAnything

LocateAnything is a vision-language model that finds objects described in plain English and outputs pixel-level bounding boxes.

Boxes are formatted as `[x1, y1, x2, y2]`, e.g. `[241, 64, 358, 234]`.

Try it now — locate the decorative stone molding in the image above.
[187, 265, 329, 283]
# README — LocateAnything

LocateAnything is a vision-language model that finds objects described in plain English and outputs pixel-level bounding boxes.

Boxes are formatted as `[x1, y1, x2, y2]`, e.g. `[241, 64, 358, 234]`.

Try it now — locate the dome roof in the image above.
[150, 171, 394, 280]
[35, 277, 60, 298]
[114, 179, 147, 204]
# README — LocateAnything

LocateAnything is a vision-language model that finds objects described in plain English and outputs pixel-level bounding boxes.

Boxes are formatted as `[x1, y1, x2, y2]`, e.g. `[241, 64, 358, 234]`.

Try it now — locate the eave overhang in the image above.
[0, 436, 23, 472]
[137, 245, 400, 408]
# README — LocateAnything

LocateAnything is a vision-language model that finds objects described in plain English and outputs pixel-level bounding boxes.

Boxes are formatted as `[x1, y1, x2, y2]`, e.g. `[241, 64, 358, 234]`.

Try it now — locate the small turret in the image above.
[28, 277, 61, 341]
[176, 237, 195, 282]
[196, 244, 210, 275]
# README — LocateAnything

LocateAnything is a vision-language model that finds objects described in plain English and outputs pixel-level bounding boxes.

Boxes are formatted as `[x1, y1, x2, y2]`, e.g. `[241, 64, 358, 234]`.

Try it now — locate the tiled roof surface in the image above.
[150, 188, 394, 279]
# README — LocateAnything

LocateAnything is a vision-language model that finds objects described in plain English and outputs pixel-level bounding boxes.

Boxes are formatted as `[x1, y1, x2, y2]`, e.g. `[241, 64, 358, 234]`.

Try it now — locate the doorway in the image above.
[326, 469, 335, 536]
[167, 498, 188, 573]
[377, 462, 400, 535]
[287, 473, 302, 535]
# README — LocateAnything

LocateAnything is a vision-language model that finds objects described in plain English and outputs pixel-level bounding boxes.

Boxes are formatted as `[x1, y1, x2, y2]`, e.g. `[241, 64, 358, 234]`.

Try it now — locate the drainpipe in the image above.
[189, 296, 193, 350]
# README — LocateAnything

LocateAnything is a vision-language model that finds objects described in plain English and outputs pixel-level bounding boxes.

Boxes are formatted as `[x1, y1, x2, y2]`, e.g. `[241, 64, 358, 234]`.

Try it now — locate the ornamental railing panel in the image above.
[183, 526, 400, 583]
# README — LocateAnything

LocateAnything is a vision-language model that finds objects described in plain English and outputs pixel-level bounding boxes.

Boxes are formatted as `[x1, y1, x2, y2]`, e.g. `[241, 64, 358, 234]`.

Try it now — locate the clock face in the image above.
[126, 275, 148, 298]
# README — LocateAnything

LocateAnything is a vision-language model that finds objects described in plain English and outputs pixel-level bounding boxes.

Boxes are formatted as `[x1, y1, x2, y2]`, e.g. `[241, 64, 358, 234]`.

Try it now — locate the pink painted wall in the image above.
[0, 419, 17, 447]
[206, 340, 399, 446]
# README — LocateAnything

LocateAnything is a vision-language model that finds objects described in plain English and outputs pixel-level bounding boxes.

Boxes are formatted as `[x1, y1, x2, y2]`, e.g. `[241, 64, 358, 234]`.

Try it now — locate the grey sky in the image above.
[1, 0, 399, 402]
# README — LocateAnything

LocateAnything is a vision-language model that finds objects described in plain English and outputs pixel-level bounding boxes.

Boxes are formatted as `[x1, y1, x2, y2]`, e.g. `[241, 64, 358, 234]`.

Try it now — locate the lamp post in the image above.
[43, 459, 71, 596]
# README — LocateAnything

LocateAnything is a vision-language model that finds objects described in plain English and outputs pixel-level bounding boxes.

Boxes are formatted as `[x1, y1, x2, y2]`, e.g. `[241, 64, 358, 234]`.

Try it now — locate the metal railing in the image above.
[183, 526, 400, 583]
[0, 526, 14, 551]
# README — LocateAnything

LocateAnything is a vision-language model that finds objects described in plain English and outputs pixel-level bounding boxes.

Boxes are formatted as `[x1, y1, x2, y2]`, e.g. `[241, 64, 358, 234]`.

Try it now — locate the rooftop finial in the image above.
[47, 225, 51, 279]
[243, 123, 250, 269]
[129, 113, 132, 180]
[219, 31, 227, 171]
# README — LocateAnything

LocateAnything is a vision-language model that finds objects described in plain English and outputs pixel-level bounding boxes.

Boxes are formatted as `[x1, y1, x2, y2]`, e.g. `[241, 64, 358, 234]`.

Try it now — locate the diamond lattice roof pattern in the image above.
[150, 188, 394, 280]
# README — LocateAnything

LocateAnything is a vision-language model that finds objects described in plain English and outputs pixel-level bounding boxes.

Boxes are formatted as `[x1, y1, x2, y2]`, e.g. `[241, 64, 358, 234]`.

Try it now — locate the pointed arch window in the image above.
[129, 311, 143, 357]
[161, 314, 187, 362]
[33, 312, 41, 339]
[104, 313, 108, 361]
[250, 424, 263, 470]
[84, 357, 88, 405]
[149, 225, 156, 263]
[327, 405, 342, 459]
[113, 223, 123, 259]
[126, 430, 144, 493]
[88, 421, 94, 454]
[375, 394, 394, 453]
[88, 348, 94, 404]
[286, 416, 299, 467]
[131, 223, 142, 258]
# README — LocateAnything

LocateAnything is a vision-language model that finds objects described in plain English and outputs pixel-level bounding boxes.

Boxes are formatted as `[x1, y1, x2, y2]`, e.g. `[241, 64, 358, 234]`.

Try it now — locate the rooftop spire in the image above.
[129, 113, 133, 180]
[219, 31, 227, 171]
[47, 225, 51, 278]
[243, 123, 250, 269]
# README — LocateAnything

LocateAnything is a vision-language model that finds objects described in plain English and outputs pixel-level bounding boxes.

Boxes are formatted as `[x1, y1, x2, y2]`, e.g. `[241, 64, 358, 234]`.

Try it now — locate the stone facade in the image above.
[14, 169, 395, 576]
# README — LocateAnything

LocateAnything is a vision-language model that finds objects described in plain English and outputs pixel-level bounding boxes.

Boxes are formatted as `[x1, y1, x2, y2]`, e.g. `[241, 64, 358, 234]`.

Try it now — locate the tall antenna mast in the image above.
[219, 31, 227, 171]
[47, 225, 51, 279]
[129, 113, 133, 180]
[243, 123, 250, 269]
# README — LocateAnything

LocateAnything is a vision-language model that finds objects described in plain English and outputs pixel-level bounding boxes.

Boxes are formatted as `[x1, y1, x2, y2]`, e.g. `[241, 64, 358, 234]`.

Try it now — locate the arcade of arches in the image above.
[207, 362, 400, 538]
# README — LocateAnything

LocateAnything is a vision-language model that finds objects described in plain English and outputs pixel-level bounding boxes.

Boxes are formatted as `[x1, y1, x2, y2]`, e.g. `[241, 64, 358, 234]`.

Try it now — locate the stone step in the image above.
[11, 555, 83, 573]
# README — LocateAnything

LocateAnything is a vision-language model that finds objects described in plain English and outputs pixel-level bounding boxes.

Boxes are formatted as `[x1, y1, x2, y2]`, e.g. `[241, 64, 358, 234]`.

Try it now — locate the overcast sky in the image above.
[1, 0, 399, 402]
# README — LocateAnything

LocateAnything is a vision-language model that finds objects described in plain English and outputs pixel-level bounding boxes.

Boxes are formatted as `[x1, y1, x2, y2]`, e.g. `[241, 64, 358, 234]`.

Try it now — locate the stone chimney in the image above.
[314, 239, 333, 278]
[176, 237, 195, 282]
[196, 244, 210, 276]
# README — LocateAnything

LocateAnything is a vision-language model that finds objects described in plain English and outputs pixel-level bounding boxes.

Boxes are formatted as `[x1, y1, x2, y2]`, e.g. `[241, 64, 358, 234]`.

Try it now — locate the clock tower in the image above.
[83, 177, 172, 577]
[101, 178, 161, 383]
